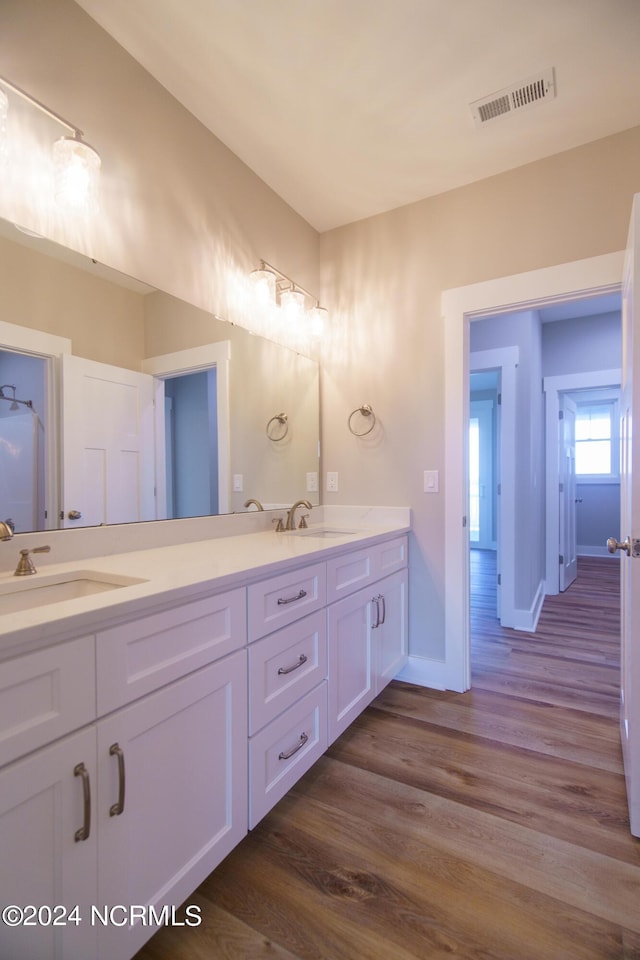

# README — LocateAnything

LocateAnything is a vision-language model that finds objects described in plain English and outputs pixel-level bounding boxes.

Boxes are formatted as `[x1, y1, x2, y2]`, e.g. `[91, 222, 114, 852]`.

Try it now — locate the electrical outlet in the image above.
[424, 470, 439, 493]
[233, 474, 243, 492]
[326, 471, 339, 492]
[306, 471, 319, 492]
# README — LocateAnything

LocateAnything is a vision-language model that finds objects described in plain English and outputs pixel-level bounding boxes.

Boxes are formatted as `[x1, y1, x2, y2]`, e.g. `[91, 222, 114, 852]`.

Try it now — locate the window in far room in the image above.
[574, 393, 620, 481]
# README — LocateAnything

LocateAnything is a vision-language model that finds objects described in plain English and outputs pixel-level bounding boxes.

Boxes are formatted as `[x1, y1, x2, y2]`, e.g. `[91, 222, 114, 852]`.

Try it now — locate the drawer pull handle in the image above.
[74, 762, 91, 842]
[279, 732, 309, 761]
[109, 743, 126, 817]
[371, 597, 380, 628]
[378, 594, 386, 625]
[278, 653, 308, 676]
[277, 588, 307, 606]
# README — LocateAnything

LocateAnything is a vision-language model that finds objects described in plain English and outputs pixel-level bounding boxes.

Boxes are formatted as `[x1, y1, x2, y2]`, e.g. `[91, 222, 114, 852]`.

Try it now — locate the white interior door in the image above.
[61, 355, 156, 527]
[614, 194, 640, 837]
[559, 394, 578, 591]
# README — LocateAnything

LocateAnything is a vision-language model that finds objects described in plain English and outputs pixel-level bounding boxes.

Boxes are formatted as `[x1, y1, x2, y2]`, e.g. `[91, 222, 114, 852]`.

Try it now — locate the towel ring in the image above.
[266, 412, 288, 441]
[348, 404, 376, 437]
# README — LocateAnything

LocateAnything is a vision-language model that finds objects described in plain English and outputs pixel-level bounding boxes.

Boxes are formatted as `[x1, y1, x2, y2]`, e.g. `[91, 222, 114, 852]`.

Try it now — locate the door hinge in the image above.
[559, 554, 564, 565]
[497, 573, 501, 585]
[497, 483, 501, 495]
[497, 393, 502, 405]
[559, 482, 564, 493]
[559, 410, 564, 420]
[634, 539, 640, 559]
[462, 516, 467, 528]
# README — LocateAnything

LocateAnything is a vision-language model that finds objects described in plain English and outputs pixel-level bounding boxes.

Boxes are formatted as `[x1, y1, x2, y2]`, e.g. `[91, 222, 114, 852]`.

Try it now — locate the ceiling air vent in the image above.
[470, 68, 556, 127]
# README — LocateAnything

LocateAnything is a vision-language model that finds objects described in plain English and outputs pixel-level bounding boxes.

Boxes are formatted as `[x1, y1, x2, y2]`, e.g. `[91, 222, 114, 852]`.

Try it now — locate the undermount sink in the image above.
[0, 571, 148, 615]
[288, 527, 358, 539]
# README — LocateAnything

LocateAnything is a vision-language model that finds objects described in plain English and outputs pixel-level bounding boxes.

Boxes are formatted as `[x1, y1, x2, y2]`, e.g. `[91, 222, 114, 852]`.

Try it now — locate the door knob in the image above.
[67, 510, 82, 520]
[607, 536, 631, 555]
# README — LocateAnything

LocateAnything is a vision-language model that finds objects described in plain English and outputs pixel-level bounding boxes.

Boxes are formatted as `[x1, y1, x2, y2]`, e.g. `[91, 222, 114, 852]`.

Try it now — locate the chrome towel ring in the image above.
[348, 404, 376, 437]
[266, 412, 288, 441]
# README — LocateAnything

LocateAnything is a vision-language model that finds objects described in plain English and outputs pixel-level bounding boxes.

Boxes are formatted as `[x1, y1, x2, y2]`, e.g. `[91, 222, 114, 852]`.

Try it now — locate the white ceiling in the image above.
[74, 0, 640, 232]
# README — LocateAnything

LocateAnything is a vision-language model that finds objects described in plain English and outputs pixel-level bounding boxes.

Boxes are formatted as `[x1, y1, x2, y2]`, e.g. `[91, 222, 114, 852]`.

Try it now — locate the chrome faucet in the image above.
[244, 499, 264, 511]
[285, 499, 313, 531]
[0, 519, 14, 541]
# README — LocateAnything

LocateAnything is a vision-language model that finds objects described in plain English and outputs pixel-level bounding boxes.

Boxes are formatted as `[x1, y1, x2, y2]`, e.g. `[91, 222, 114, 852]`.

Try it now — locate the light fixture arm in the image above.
[259, 258, 318, 305]
[0, 74, 84, 139]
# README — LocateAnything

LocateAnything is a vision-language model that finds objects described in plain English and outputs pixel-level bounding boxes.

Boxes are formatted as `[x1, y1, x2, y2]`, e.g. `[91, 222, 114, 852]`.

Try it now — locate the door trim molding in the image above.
[442, 250, 624, 692]
[543, 368, 621, 594]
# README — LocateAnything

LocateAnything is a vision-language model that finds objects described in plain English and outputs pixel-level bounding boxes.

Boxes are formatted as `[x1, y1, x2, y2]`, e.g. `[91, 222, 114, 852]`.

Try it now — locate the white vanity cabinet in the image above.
[0, 726, 99, 960]
[327, 538, 408, 744]
[96, 648, 247, 960]
[247, 568, 328, 828]
[0, 588, 248, 960]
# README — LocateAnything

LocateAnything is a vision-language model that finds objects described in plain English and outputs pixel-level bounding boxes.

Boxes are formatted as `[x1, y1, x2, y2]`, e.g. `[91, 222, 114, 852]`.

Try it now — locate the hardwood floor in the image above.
[136, 552, 640, 960]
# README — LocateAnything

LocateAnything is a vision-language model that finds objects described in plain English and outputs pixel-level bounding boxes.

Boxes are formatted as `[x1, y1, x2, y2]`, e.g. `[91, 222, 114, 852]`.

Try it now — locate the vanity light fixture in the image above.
[250, 259, 328, 338]
[0, 74, 101, 215]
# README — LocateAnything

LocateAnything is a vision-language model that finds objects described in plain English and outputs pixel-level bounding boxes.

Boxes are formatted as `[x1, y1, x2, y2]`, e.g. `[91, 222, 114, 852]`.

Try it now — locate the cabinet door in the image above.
[96, 650, 247, 960]
[375, 569, 408, 694]
[327, 587, 376, 744]
[0, 728, 98, 960]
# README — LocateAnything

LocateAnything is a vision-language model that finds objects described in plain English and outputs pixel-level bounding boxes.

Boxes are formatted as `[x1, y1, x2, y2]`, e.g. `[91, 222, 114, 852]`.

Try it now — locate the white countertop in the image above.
[0, 511, 410, 659]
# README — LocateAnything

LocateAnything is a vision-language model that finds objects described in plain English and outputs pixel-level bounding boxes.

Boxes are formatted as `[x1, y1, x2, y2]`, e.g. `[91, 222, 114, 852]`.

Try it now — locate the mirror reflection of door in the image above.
[163, 371, 218, 519]
[0, 349, 47, 533]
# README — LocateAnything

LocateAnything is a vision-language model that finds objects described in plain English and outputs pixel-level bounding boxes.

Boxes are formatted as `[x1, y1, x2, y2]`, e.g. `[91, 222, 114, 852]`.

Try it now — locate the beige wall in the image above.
[319, 128, 640, 659]
[0, 0, 319, 330]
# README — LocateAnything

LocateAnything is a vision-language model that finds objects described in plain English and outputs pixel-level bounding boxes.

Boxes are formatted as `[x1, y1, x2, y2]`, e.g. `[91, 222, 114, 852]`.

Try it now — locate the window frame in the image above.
[573, 389, 620, 485]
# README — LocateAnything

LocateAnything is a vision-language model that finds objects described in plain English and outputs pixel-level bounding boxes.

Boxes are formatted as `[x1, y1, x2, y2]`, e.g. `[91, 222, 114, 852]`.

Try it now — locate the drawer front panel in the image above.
[0, 637, 95, 766]
[375, 536, 408, 578]
[248, 563, 326, 642]
[326, 547, 374, 602]
[96, 588, 246, 714]
[249, 682, 327, 828]
[249, 610, 327, 735]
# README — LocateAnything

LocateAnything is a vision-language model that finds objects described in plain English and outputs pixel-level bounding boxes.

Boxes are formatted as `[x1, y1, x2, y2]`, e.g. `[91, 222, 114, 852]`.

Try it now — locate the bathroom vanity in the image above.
[0, 513, 408, 960]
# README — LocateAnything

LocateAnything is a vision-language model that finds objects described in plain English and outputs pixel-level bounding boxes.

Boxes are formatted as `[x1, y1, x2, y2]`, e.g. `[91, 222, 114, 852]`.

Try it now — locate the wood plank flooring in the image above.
[136, 552, 640, 960]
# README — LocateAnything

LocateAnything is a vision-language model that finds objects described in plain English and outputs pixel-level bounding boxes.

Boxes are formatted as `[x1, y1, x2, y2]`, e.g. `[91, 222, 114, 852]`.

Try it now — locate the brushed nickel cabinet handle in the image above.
[74, 762, 91, 842]
[109, 743, 126, 817]
[378, 594, 386, 625]
[279, 732, 309, 761]
[371, 597, 380, 628]
[277, 653, 308, 676]
[277, 588, 307, 605]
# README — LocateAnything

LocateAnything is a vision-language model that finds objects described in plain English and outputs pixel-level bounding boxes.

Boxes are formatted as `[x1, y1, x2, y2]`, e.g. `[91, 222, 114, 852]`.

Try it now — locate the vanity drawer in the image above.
[249, 610, 327, 735]
[0, 637, 96, 767]
[248, 562, 326, 642]
[326, 535, 408, 602]
[96, 587, 246, 714]
[249, 682, 327, 828]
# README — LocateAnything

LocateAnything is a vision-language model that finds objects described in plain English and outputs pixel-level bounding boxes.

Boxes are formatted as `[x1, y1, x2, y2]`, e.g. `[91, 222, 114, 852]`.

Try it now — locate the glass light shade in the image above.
[280, 287, 305, 324]
[53, 135, 101, 214]
[0, 88, 8, 165]
[250, 266, 277, 305]
[310, 305, 327, 338]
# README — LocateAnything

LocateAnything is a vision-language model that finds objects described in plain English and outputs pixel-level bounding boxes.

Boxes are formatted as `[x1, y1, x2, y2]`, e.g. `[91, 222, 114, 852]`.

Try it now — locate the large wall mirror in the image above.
[0, 218, 320, 533]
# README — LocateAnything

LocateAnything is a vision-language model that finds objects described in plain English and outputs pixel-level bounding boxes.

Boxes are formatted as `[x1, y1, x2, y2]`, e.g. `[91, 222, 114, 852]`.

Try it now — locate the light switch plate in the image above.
[424, 470, 439, 493]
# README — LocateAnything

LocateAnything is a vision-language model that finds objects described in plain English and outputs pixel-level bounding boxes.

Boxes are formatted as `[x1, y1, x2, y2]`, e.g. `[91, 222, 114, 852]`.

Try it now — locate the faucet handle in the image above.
[14, 545, 51, 577]
[298, 514, 310, 529]
[272, 517, 285, 533]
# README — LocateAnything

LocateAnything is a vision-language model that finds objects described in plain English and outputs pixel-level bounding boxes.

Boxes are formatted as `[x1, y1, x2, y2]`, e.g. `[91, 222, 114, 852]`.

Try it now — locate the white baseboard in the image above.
[395, 656, 463, 692]
[509, 579, 545, 633]
[578, 545, 615, 558]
